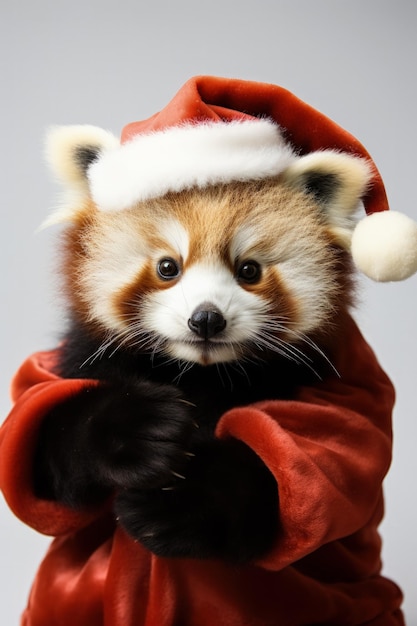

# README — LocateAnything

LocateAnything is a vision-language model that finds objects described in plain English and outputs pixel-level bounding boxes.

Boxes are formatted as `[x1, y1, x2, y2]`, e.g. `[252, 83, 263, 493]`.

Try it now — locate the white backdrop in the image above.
[1, 1, 416, 623]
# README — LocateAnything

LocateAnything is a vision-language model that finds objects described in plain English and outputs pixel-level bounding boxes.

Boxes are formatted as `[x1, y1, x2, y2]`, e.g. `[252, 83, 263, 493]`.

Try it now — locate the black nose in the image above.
[188, 304, 227, 339]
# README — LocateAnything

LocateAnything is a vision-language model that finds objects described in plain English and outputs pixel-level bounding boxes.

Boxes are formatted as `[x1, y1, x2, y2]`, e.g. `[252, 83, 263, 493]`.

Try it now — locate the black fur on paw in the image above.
[114, 439, 279, 563]
[33, 379, 196, 507]
[85, 379, 196, 490]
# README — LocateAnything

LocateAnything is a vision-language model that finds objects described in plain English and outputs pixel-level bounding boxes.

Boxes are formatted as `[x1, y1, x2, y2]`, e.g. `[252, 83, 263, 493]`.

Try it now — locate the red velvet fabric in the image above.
[0, 318, 405, 625]
[121, 76, 389, 219]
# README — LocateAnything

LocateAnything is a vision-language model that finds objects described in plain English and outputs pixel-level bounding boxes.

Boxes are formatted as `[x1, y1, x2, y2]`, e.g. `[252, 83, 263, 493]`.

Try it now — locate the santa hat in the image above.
[48, 76, 417, 282]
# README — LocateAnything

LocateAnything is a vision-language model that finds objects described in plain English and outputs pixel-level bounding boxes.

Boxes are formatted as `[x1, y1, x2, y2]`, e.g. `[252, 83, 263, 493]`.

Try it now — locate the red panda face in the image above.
[62, 180, 352, 366]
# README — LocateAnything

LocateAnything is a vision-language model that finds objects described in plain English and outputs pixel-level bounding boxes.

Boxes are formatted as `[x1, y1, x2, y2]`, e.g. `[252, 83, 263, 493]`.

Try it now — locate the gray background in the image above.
[0, 1, 416, 623]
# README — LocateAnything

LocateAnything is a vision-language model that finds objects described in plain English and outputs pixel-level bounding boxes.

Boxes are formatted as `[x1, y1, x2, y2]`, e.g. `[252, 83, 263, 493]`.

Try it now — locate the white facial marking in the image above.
[80, 218, 150, 330]
[277, 258, 334, 335]
[230, 224, 262, 262]
[142, 261, 267, 364]
[158, 217, 189, 260]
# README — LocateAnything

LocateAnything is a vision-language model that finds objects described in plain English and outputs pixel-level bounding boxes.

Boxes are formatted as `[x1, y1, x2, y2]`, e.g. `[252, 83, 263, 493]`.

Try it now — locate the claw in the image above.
[184, 451, 195, 458]
[171, 470, 186, 480]
[178, 399, 197, 408]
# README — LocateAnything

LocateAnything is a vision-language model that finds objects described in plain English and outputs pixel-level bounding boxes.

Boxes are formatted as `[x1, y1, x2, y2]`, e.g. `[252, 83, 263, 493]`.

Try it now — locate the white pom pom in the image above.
[351, 211, 417, 281]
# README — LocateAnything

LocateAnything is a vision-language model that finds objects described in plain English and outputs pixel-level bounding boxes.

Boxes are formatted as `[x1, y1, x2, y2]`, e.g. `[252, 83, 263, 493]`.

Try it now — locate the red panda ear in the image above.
[281, 151, 373, 248]
[41, 125, 120, 227]
[45, 125, 119, 192]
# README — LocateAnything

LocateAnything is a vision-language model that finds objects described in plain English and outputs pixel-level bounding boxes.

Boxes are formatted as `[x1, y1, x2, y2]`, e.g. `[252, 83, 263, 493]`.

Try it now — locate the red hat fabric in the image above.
[121, 76, 388, 217]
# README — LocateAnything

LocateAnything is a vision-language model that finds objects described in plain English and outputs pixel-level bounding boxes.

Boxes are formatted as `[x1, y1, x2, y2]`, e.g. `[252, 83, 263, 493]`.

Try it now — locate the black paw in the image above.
[33, 379, 196, 506]
[115, 484, 210, 559]
[87, 380, 196, 490]
[114, 439, 278, 563]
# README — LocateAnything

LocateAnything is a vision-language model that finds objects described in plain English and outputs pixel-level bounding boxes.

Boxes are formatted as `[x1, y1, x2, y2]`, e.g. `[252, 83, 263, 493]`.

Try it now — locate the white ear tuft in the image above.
[351, 210, 417, 281]
[45, 125, 119, 190]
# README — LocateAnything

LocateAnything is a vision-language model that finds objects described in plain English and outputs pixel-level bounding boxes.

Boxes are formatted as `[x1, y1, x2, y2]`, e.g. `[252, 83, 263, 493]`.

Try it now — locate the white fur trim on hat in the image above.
[351, 210, 417, 281]
[88, 119, 296, 211]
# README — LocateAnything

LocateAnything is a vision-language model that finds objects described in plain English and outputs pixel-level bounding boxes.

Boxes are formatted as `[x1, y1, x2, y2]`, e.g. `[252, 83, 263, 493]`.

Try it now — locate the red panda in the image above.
[3, 76, 412, 625]
[32, 125, 371, 563]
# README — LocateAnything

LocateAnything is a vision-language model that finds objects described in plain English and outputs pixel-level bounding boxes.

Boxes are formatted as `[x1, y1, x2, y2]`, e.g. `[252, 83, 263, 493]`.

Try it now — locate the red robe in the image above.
[0, 318, 405, 625]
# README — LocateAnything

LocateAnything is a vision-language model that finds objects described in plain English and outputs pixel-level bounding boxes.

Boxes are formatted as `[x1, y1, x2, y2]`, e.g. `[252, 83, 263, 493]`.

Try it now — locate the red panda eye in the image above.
[237, 260, 261, 284]
[157, 258, 181, 280]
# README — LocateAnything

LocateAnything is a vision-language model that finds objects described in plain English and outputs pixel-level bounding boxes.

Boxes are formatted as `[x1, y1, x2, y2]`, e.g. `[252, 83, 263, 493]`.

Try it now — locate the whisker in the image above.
[244, 308, 339, 378]
[79, 332, 123, 368]
[284, 328, 339, 377]
[215, 362, 233, 390]
[173, 360, 195, 384]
